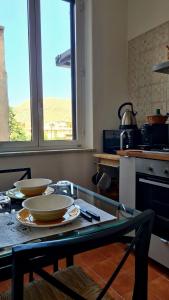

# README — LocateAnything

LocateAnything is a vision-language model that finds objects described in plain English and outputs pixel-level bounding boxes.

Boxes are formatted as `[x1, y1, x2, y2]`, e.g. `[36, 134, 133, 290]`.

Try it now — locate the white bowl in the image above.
[22, 194, 74, 221]
[14, 178, 52, 196]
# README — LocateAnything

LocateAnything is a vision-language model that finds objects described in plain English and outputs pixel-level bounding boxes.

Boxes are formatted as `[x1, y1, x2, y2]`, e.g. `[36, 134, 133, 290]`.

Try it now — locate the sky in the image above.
[0, 0, 71, 106]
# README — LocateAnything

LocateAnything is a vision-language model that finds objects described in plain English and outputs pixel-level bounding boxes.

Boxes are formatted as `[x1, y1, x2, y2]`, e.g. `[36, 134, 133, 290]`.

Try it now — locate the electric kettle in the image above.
[118, 102, 137, 129]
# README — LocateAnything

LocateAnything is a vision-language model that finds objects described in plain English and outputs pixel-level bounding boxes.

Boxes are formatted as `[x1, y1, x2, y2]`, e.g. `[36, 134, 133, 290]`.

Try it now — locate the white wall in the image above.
[0, 151, 95, 190]
[92, 0, 128, 151]
[128, 0, 169, 40]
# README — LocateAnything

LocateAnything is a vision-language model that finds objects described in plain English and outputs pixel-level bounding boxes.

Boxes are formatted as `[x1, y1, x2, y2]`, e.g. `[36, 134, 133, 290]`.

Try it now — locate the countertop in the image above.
[116, 150, 169, 161]
[93, 153, 120, 167]
[93, 153, 120, 161]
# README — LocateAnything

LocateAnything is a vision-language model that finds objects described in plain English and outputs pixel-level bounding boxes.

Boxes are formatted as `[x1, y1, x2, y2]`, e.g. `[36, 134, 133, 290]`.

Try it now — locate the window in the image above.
[0, 0, 84, 151]
[0, 0, 31, 142]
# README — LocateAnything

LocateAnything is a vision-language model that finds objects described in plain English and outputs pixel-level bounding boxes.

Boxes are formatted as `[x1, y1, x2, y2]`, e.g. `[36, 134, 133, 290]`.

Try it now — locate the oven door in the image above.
[136, 172, 169, 240]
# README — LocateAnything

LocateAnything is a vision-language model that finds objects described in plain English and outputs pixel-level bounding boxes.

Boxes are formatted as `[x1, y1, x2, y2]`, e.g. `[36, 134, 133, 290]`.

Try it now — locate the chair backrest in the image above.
[11, 209, 155, 300]
[0, 168, 31, 191]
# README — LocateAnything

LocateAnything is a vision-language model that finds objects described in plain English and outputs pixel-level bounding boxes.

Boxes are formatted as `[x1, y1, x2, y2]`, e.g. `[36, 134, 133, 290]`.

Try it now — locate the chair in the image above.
[0, 168, 31, 191]
[0, 209, 154, 300]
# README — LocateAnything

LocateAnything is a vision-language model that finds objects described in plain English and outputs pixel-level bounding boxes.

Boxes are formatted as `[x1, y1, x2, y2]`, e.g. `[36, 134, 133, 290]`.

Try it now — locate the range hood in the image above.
[152, 61, 169, 74]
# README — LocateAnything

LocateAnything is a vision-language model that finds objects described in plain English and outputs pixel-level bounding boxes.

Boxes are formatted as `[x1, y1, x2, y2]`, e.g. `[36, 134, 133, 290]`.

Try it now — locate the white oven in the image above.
[120, 156, 169, 268]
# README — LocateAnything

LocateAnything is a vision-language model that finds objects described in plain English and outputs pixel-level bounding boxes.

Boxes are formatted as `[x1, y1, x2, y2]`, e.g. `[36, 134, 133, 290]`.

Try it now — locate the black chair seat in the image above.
[0, 266, 112, 300]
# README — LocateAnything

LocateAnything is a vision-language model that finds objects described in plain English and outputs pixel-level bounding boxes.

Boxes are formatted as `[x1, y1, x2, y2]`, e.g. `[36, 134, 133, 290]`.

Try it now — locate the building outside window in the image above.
[0, 0, 84, 151]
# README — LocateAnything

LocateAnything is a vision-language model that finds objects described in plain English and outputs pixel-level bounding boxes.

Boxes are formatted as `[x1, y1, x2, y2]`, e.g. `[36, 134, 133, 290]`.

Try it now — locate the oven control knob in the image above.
[148, 166, 154, 172]
[164, 169, 169, 175]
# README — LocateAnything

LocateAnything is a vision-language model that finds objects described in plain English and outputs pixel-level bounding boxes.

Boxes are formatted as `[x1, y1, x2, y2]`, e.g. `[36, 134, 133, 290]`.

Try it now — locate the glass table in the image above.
[0, 181, 154, 300]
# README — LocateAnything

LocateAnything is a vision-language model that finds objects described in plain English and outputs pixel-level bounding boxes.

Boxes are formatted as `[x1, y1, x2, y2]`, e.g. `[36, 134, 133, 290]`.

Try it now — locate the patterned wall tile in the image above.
[167, 102, 169, 115]
[151, 83, 164, 102]
[128, 36, 141, 55]
[166, 81, 169, 111]
[162, 82, 168, 102]
[128, 21, 169, 126]
[151, 102, 167, 115]
[152, 22, 169, 48]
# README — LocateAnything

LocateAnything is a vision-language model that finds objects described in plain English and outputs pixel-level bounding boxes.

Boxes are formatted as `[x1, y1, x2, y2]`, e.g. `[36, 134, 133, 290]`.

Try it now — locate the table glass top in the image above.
[0, 181, 139, 258]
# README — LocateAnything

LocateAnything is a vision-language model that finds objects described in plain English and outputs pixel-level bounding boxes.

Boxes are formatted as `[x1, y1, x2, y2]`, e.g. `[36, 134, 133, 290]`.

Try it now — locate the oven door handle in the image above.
[139, 178, 169, 189]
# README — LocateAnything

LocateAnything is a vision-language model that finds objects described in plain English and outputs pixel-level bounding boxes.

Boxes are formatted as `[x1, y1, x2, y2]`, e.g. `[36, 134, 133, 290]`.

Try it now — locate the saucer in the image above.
[6, 186, 54, 200]
[16, 205, 80, 228]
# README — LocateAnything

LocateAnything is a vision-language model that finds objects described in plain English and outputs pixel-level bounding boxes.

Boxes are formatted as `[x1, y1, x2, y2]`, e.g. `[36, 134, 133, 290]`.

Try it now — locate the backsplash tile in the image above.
[128, 21, 169, 126]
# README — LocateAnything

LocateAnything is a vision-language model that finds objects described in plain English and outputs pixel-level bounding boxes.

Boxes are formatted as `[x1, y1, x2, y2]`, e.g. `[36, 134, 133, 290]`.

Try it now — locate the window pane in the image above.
[41, 0, 73, 141]
[0, 0, 31, 142]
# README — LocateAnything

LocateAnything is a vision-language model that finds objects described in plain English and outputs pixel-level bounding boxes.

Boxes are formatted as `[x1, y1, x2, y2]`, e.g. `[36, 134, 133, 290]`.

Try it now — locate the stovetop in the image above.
[137, 144, 169, 153]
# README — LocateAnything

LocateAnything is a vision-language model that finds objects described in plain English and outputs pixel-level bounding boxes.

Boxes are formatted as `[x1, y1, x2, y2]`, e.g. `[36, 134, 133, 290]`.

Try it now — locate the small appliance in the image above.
[140, 123, 169, 147]
[103, 129, 141, 153]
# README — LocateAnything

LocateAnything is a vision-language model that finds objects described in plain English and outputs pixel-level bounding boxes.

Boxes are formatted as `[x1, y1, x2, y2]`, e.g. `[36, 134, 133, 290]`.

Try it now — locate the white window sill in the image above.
[0, 148, 95, 157]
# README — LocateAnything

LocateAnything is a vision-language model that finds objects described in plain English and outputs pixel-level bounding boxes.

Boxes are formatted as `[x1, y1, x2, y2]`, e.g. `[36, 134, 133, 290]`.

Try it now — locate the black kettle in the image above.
[118, 102, 137, 129]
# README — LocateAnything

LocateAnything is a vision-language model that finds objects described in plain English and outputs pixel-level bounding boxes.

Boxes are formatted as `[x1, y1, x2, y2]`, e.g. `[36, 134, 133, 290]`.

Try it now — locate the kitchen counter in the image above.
[117, 150, 169, 161]
[94, 153, 120, 160]
[93, 153, 120, 167]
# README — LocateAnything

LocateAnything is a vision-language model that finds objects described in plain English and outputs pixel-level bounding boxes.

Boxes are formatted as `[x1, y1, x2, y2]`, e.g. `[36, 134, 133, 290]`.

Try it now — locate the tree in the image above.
[9, 107, 27, 141]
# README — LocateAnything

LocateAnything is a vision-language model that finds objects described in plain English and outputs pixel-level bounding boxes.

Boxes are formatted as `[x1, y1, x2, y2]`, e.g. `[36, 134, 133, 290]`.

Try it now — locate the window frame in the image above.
[0, 0, 85, 152]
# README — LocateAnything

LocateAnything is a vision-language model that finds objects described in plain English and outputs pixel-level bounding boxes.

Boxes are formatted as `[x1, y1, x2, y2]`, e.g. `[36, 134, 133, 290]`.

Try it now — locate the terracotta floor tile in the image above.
[74, 248, 106, 267]
[149, 260, 169, 281]
[149, 277, 169, 300]
[106, 287, 124, 300]
[119, 254, 135, 275]
[83, 265, 124, 300]
[0, 280, 11, 293]
[0, 243, 168, 300]
[147, 291, 161, 300]
[98, 243, 126, 259]
[124, 290, 161, 300]
[92, 257, 134, 296]
[58, 258, 66, 269]
[148, 264, 161, 282]
[91, 258, 118, 281]
[74, 254, 92, 268]
[109, 251, 131, 268]
[98, 243, 135, 275]
[162, 272, 169, 281]
[110, 271, 134, 297]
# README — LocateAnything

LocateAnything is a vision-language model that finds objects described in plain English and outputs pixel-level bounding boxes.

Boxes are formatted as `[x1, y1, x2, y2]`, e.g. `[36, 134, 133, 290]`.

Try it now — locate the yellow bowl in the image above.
[14, 178, 52, 196]
[22, 194, 74, 221]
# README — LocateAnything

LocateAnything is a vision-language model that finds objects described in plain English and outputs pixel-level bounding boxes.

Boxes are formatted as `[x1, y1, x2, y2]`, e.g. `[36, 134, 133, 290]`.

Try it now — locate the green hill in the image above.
[13, 98, 72, 128]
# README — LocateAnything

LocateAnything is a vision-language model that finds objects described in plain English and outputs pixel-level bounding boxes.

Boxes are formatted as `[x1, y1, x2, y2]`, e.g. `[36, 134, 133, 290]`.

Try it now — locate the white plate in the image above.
[16, 205, 80, 228]
[6, 186, 54, 200]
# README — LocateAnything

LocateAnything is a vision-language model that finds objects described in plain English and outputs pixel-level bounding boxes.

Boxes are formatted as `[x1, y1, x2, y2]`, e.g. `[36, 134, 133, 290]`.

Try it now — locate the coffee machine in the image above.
[140, 123, 169, 148]
[103, 102, 141, 153]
